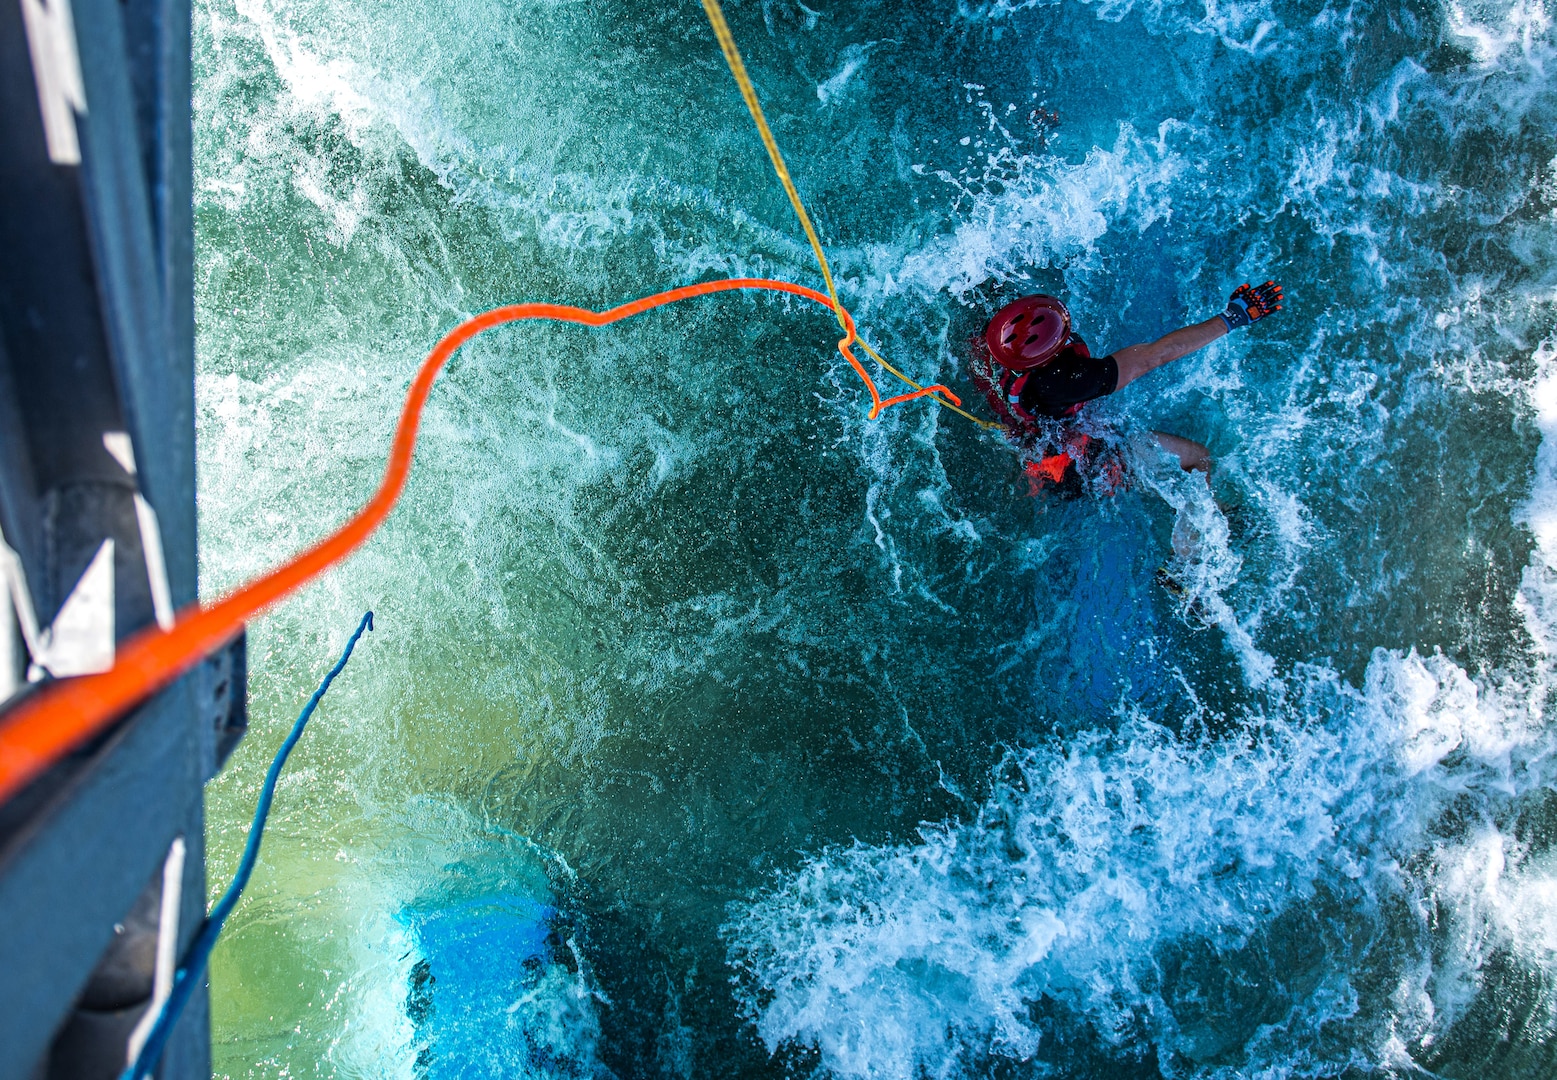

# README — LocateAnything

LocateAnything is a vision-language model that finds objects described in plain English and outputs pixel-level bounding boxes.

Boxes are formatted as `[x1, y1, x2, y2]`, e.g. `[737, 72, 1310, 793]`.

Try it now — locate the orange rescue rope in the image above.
[0, 278, 957, 805]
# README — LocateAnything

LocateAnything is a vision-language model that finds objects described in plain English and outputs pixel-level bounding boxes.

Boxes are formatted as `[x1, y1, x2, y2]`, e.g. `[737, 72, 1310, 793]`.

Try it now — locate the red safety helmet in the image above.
[985, 294, 1071, 371]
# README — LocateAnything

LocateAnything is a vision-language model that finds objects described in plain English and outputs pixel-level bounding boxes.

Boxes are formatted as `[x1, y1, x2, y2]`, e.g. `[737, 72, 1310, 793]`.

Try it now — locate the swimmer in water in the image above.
[985, 281, 1284, 473]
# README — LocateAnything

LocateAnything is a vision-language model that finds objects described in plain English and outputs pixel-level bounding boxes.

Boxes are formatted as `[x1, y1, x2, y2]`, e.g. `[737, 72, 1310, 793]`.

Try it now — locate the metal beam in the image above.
[0, 0, 230, 1075]
[0, 680, 201, 1079]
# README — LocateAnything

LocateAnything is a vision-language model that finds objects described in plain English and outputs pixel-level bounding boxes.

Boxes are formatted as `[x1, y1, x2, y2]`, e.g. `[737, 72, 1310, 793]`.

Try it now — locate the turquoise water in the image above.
[195, 0, 1557, 1076]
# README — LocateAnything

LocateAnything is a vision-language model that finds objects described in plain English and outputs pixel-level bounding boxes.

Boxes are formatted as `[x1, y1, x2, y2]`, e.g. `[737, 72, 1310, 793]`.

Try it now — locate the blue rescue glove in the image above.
[1218, 280, 1283, 331]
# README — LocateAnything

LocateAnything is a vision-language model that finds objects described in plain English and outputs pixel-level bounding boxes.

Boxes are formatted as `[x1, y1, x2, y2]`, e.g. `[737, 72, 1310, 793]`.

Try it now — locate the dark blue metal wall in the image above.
[0, 1, 242, 1075]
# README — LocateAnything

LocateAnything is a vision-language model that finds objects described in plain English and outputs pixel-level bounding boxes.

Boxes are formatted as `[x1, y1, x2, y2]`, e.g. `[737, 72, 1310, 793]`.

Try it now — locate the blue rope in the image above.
[122, 611, 374, 1080]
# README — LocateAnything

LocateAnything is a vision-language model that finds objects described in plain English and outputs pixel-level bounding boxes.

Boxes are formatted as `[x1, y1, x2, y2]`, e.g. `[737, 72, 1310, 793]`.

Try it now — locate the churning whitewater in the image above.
[195, 0, 1557, 1077]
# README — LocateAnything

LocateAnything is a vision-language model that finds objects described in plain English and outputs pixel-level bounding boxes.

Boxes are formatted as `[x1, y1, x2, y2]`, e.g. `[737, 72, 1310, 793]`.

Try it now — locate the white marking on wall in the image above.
[104, 433, 176, 631]
[34, 538, 115, 678]
[0, 536, 45, 663]
[135, 500, 175, 630]
[126, 835, 186, 1065]
[0, 532, 119, 680]
[19, 0, 87, 166]
[103, 431, 136, 475]
[0, 566, 17, 705]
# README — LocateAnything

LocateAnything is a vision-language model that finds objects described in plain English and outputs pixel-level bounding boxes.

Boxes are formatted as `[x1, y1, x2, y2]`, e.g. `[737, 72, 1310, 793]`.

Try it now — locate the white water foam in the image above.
[726, 640, 1557, 1078]
[894, 122, 1188, 300]
[326, 798, 606, 1080]
[1516, 337, 1557, 658]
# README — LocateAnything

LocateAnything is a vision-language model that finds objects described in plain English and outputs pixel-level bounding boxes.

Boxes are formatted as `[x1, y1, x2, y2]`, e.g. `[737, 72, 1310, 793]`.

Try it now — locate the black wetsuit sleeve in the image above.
[1018, 352, 1120, 418]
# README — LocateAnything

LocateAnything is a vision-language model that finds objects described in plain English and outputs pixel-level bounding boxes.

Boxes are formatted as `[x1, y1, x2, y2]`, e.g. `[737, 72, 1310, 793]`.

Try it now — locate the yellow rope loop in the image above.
[856, 338, 1005, 430]
[700, 0, 1002, 432]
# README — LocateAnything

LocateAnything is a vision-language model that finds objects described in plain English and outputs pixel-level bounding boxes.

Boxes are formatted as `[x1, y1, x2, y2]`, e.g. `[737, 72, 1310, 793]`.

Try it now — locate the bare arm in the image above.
[1111, 316, 1227, 391]
[1111, 280, 1284, 391]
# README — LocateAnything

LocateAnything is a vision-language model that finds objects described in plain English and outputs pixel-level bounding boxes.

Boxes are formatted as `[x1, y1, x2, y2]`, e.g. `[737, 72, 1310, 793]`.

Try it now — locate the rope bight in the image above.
[0, 13, 1002, 803]
[121, 612, 374, 1080]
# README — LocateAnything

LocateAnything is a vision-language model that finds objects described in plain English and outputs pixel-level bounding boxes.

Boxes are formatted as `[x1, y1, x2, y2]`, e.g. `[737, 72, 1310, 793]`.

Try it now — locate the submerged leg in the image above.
[1151, 431, 1211, 474]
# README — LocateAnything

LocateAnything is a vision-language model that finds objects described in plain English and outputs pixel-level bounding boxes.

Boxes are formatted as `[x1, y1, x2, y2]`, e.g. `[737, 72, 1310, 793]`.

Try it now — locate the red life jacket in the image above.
[1023, 430, 1126, 497]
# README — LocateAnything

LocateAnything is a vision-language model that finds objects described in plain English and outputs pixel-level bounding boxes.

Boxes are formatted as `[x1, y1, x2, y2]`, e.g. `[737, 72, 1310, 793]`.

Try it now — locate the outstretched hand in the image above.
[1219, 280, 1283, 331]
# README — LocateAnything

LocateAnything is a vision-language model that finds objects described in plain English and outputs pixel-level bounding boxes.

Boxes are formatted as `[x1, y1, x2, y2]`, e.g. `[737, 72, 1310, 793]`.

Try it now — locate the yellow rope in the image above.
[699, 0, 1002, 432]
[699, 0, 845, 329]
